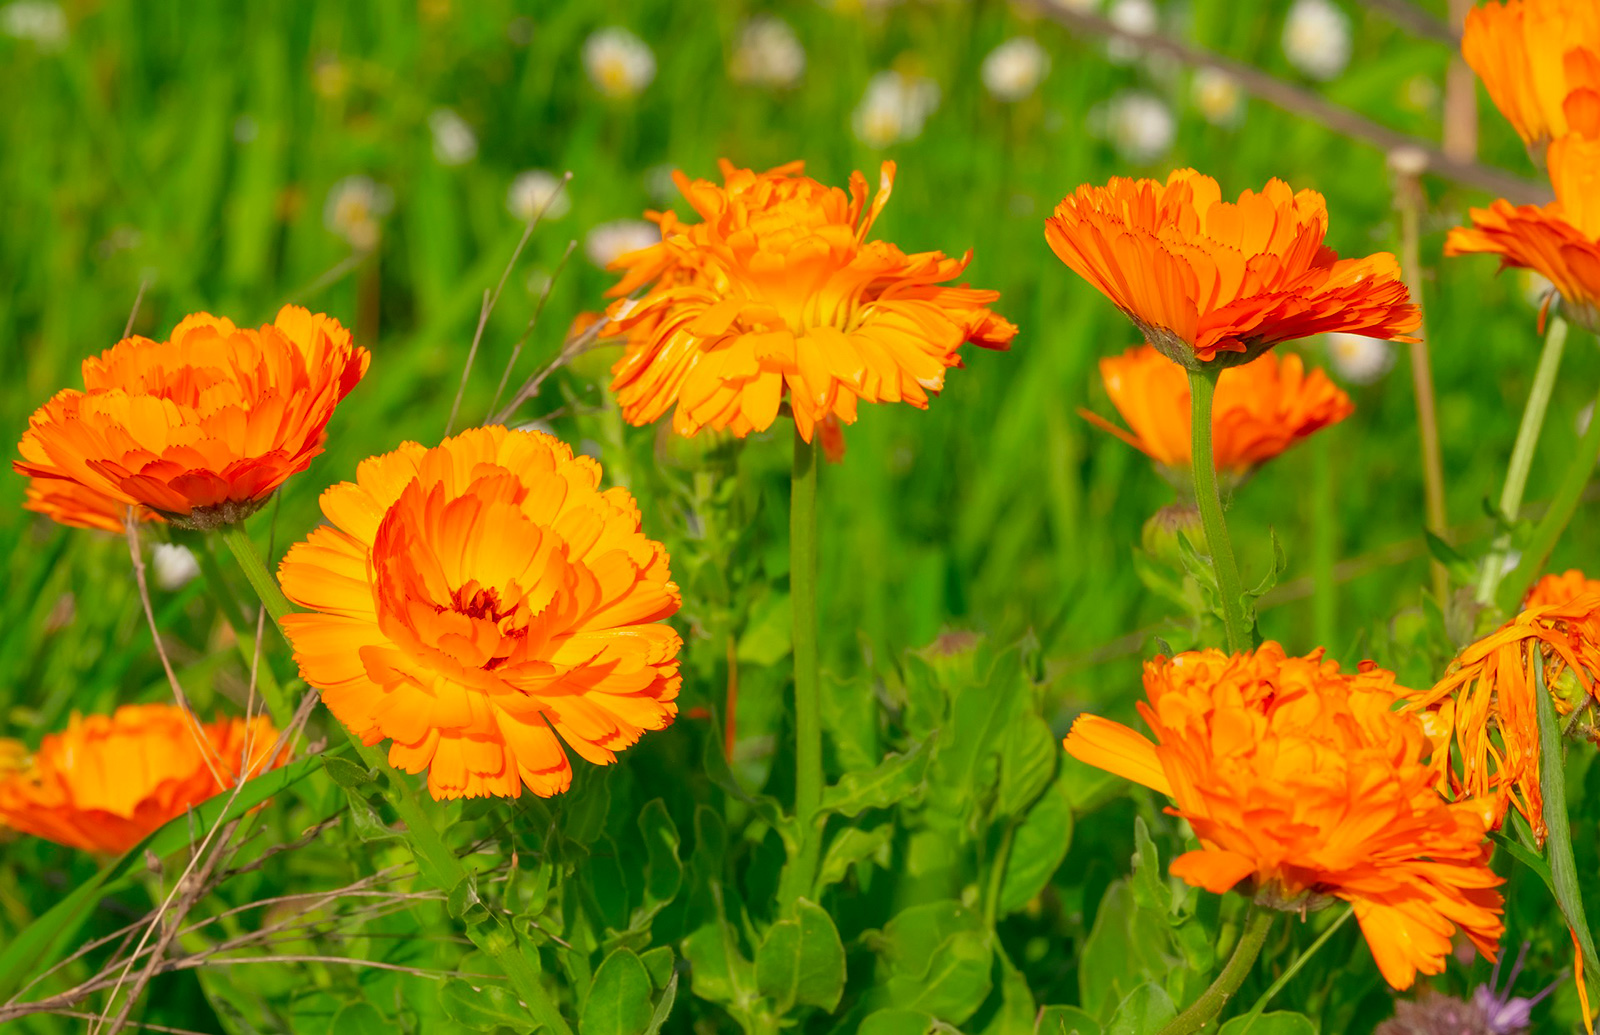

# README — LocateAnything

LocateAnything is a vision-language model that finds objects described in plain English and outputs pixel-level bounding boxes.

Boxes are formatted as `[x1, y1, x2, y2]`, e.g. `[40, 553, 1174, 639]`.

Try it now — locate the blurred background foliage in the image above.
[0, 0, 1595, 1031]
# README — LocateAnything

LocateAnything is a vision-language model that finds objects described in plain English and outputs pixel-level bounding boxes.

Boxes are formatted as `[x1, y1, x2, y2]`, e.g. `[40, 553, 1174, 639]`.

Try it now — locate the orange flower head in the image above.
[23, 476, 162, 534]
[1045, 170, 1421, 369]
[278, 426, 682, 801]
[1461, 0, 1600, 149]
[1083, 344, 1353, 479]
[15, 306, 370, 530]
[0, 704, 285, 855]
[1445, 127, 1600, 333]
[604, 160, 1016, 447]
[1404, 589, 1600, 844]
[1065, 643, 1504, 990]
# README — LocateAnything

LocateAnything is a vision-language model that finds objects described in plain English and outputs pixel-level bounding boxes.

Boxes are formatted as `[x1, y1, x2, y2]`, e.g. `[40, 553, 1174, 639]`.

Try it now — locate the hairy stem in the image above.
[1188, 367, 1250, 653]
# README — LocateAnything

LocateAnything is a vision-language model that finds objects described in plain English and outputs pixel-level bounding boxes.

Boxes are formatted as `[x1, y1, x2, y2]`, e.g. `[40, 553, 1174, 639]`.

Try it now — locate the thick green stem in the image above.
[787, 427, 823, 906]
[220, 524, 573, 1035]
[1477, 315, 1568, 606]
[1158, 906, 1274, 1035]
[193, 536, 291, 728]
[1240, 905, 1353, 1024]
[1188, 368, 1251, 654]
[1534, 660, 1600, 999]
[1496, 372, 1600, 613]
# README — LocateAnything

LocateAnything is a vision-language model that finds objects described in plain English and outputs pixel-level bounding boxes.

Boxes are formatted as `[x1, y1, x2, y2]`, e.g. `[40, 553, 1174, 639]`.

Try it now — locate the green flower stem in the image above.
[1158, 905, 1274, 1035]
[787, 427, 823, 906]
[193, 535, 291, 728]
[1188, 367, 1251, 654]
[1476, 314, 1568, 606]
[1496, 370, 1600, 613]
[1240, 905, 1353, 1024]
[1534, 660, 1600, 1001]
[218, 523, 574, 1035]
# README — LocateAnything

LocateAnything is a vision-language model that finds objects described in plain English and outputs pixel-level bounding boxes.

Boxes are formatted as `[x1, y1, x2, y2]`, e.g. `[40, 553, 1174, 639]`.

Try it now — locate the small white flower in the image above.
[585, 220, 660, 269]
[1283, 0, 1352, 81]
[585, 27, 656, 99]
[507, 170, 571, 222]
[982, 38, 1050, 102]
[324, 175, 394, 252]
[852, 70, 941, 148]
[1, 1, 66, 48]
[730, 16, 806, 89]
[1106, 0, 1158, 64]
[152, 544, 201, 592]
[1192, 68, 1243, 126]
[1103, 91, 1175, 163]
[429, 108, 478, 166]
[1325, 333, 1395, 385]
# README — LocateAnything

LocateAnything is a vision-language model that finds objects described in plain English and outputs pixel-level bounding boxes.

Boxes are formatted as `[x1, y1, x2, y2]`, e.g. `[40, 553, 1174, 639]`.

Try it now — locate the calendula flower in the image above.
[22, 476, 160, 534]
[1283, 0, 1352, 81]
[1065, 643, 1505, 990]
[1046, 169, 1421, 369]
[602, 160, 1015, 445]
[584, 27, 656, 99]
[1084, 344, 1352, 479]
[730, 16, 806, 89]
[1525, 569, 1600, 609]
[1101, 91, 1176, 162]
[1192, 68, 1244, 127]
[1404, 591, 1600, 843]
[852, 71, 941, 147]
[0, 704, 284, 855]
[1461, 0, 1600, 150]
[14, 307, 369, 531]
[428, 108, 478, 167]
[324, 175, 393, 251]
[981, 38, 1050, 102]
[1326, 332, 1397, 385]
[1445, 131, 1600, 333]
[152, 543, 201, 591]
[278, 426, 682, 801]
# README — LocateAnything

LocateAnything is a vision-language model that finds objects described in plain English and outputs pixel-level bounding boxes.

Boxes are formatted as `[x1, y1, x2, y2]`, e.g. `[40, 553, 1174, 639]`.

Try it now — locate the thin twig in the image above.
[122, 279, 150, 340]
[489, 313, 612, 427]
[487, 238, 579, 422]
[1357, 0, 1459, 45]
[279, 250, 369, 310]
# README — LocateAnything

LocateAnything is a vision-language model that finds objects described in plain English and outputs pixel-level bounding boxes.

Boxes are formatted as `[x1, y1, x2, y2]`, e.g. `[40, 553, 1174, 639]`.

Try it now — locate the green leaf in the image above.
[1244, 528, 1290, 600]
[818, 740, 932, 819]
[1129, 818, 1166, 913]
[998, 776, 1073, 914]
[1077, 882, 1181, 1021]
[997, 714, 1058, 818]
[1036, 1006, 1103, 1035]
[934, 650, 1026, 801]
[873, 902, 994, 1025]
[640, 945, 675, 990]
[439, 978, 535, 1034]
[320, 754, 374, 789]
[736, 589, 791, 666]
[581, 947, 656, 1035]
[816, 823, 892, 891]
[1423, 530, 1479, 587]
[636, 798, 682, 923]
[643, 970, 679, 1035]
[754, 898, 847, 1013]
[447, 875, 489, 925]
[326, 1003, 388, 1035]
[1218, 1012, 1316, 1035]
[859, 1009, 937, 1035]
[1533, 659, 1600, 990]
[1106, 982, 1176, 1035]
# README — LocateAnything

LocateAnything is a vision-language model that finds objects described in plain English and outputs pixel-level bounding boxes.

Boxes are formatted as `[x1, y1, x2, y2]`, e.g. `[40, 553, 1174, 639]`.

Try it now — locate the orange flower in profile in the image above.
[1461, 0, 1600, 149]
[603, 160, 1016, 446]
[1065, 643, 1504, 990]
[1045, 170, 1421, 369]
[1083, 344, 1352, 478]
[15, 306, 370, 530]
[0, 704, 284, 855]
[278, 426, 682, 801]
[1404, 589, 1600, 844]
[23, 476, 162, 534]
[1445, 130, 1600, 332]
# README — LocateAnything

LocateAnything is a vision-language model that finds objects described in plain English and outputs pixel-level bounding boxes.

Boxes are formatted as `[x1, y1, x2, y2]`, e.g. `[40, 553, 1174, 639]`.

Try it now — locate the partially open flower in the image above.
[15, 307, 369, 530]
[1046, 170, 1420, 369]
[1083, 343, 1352, 481]
[1065, 643, 1504, 989]
[0, 704, 284, 855]
[1460, 0, 1600, 151]
[279, 426, 682, 800]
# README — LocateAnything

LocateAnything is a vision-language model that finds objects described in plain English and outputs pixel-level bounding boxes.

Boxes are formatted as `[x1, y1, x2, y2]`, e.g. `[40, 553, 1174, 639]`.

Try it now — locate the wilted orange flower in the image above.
[278, 426, 682, 801]
[1083, 344, 1352, 478]
[15, 306, 370, 530]
[1461, 0, 1600, 149]
[1445, 130, 1600, 332]
[0, 704, 284, 855]
[603, 160, 1016, 446]
[1065, 643, 1504, 990]
[1045, 170, 1421, 369]
[23, 476, 162, 534]
[1404, 591, 1600, 844]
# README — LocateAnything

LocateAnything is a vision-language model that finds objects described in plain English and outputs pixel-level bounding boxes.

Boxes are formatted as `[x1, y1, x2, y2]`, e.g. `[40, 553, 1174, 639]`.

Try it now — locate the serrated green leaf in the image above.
[816, 823, 892, 892]
[581, 947, 655, 1035]
[439, 978, 535, 1033]
[754, 898, 846, 1014]
[818, 740, 931, 819]
[998, 776, 1073, 915]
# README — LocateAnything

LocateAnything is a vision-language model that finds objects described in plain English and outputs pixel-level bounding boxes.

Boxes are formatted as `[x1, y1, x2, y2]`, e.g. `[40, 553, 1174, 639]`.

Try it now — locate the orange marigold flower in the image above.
[1461, 0, 1600, 150]
[1525, 568, 1600, 609]
[1445, 129, 1600, 333]
[1083, 344, 1352, 478]
[1065, 643, 1504, 990]
[603, 160, 1016, 446]
[1404, 590, 1600, 844]
[23, 476, 162, 534]
[14, 306, 370, 531]
[0, 704, 284, 855]
[1045, 170, 1421, 369]
[278, 426, 682, 801]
